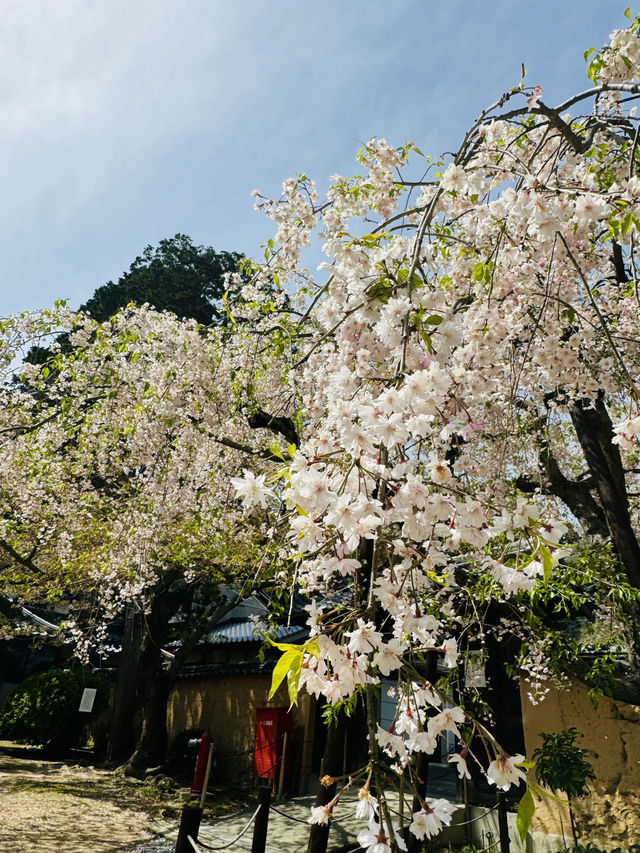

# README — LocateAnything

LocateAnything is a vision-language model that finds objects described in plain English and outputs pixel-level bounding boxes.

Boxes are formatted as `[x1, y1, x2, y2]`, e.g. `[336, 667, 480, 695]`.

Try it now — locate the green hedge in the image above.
[0, 668, 109, 752]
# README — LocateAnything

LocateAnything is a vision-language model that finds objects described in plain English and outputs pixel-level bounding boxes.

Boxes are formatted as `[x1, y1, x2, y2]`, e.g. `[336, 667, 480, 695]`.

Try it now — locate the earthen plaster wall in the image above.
[521, 679, 640, 848]
[166, 675, 315, 786]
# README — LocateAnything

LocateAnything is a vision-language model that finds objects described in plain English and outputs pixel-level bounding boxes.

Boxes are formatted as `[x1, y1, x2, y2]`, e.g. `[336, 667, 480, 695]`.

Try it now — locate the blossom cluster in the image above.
[234, 19, 640, 848]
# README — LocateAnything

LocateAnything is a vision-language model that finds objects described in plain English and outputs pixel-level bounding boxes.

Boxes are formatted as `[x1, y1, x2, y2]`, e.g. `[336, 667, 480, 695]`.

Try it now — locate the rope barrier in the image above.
[268, 803, 311, 825]
[184, 789, 499, 852]
[455, 802, 499, 826]
[186, 805, 261, 851]
[384, 798, 499, 828]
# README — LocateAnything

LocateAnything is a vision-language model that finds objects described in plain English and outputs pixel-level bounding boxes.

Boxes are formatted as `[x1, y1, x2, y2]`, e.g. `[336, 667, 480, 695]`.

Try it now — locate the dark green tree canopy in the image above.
[81, 234, 243, 325]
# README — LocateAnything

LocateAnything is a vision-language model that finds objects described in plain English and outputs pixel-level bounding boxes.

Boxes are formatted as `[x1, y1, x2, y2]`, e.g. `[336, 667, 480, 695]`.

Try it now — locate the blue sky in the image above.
[0, 1, 629, 314]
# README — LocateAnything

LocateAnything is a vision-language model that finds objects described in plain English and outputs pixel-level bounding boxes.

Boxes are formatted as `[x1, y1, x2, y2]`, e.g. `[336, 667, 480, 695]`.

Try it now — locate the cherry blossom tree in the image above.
[0, 302, 295, 771]
[2, 15, 639, 850]
[228, 16, 640, 851]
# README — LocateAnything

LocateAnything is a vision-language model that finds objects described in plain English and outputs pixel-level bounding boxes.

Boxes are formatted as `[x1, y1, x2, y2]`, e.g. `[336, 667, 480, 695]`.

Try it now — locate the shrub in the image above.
[533, 727, 595, 798]
[533, 727, 595, 846]
[0, 667, 108, 754]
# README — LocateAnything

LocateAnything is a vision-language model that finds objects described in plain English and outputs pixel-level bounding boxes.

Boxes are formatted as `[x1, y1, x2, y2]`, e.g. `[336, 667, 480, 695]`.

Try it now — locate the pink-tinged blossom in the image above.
[541, 520, 569, 544]
[309, 803, 333, 825]
[448, 752, 471, 780]
[409, 799, 457, 839]
[346, 618, 383, 654]
[489, 559, 536, 595]
[441, 163, 469, 194]
[427, 707, 465, 739]
[355, 787, 379, 820]
[305, 599, 324, 634]
[612, 416, 640, 452]
[487, 753, 527, 790]
[357, 821, 407, 853]
[373, 638, 406, 676]
[229, 470, 276, 509]
[428, 453, 451, 484]
[527, 85, 543, 109]
[410, 730, 438, 754]
[441, 637, 459, 669]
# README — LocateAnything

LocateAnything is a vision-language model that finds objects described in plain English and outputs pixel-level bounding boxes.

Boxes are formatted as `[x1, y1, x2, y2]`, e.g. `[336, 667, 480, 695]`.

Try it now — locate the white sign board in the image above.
[78, 687, 97, 713]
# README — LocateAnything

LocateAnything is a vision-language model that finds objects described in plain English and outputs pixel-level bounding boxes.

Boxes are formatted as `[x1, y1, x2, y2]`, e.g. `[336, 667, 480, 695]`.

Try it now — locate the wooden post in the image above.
[175, 805, 203, 853]
[277, 732, 288, 798]
[497, 792, 511, 853]
[199, 743, 214, 810]
[251, 781, 271, 853]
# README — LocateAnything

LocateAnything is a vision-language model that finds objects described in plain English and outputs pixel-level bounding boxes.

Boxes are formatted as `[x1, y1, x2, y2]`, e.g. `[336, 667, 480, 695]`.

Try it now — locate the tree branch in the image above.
[0, 538, 43, 575]
[571, 396, 640, 589]
[246, 408, 299, 446]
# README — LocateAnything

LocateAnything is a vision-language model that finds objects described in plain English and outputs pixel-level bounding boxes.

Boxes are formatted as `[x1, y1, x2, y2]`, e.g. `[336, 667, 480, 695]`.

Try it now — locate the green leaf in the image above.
[268, 649, 300, 701]
[517, 788, 535, 840]
[368, 278, 393, 302]
[471, 261, 492, 287]
[266, 636, 319, 655]
[266, 637, 320, 707]
[583, 46, 595, 62]
[286, 652, 303, 706]
[540, 545, 553, 584]
[269, 438, 284, 460]
[287, 443, 297, 458]
[420, 329, 434, 353]
[587, 56, 604, 84]
[625, 7, 631, 19]
[424, 314, 443, 325]
[359, 231, 388, 248]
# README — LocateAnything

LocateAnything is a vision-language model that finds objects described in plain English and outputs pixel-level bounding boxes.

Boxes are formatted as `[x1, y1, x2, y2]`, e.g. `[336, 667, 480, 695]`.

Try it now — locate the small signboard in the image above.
[78, 687, 97, 713]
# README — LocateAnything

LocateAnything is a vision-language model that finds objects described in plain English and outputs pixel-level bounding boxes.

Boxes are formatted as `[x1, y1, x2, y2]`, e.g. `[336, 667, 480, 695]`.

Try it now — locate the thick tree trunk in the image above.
[121, 578, 182, 776]
[107, 605, 143, 761]
[536, 443, 608, 538]
[570, 396, 640, 590]
[105, 571, 185, 774]
[123, 633, 171, 776]
[110, 581, 238, 776]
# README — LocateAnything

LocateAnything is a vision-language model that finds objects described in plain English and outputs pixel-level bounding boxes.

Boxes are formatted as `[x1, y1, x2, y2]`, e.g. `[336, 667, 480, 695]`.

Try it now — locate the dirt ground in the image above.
[0, 744, 170, 853]
[0, 741, 256, 853]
